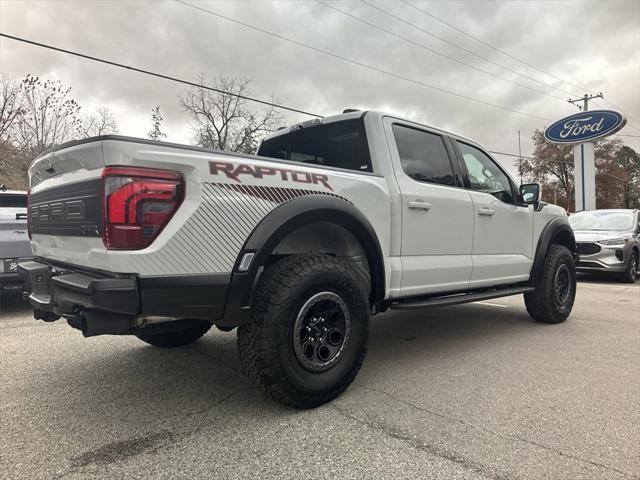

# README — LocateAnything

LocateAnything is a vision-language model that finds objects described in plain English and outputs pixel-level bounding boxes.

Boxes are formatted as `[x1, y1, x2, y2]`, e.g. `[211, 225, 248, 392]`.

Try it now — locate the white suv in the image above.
[19, 110, 577, 407]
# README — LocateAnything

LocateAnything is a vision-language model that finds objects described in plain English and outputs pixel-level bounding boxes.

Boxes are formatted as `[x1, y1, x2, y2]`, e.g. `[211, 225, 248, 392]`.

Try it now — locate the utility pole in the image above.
[517, 130, 522, 184]
[567, 93, 603, 111]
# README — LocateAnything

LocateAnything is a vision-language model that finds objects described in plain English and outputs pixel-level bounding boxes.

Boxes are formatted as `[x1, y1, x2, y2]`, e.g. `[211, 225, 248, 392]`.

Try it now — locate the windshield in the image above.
[0, 194, 27, 208]
[258, 119, 372, 173]
[569, 211, 635, 231]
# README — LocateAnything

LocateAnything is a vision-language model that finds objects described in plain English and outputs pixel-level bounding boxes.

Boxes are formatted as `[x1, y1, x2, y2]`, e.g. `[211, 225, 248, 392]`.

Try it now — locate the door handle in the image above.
[478, 207, 495, 216]
[408, 200, 432, 211]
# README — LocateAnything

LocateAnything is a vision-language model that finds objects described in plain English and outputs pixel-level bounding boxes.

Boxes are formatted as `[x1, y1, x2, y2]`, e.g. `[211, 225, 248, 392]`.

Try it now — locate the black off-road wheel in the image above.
[237, 254, 370, 409]
[620, 250, 638, 283]
[135, 321, 212, 347]
[525, 244, 576, 324]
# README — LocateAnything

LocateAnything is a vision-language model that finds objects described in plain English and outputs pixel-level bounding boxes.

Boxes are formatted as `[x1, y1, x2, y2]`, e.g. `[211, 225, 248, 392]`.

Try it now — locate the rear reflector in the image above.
[102, 166, 184, 249]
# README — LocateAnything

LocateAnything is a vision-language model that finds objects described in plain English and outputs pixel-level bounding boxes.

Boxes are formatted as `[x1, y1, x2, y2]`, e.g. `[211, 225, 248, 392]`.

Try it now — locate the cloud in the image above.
[1, 0, 638, 176]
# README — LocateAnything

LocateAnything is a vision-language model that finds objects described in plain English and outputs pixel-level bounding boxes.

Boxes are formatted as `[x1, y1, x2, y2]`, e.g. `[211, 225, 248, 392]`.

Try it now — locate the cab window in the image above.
[258, 119, 372, 173]
[457, 142, 515, 204]
[393, 125, 457, 187]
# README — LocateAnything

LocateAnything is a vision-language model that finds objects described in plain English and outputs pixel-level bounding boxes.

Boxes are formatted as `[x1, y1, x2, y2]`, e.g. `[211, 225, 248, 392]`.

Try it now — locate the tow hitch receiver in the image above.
[17, 260, 54, 308]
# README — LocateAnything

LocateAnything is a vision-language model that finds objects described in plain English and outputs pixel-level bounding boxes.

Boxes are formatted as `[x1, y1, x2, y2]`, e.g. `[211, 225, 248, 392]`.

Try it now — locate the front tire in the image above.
[135, 321, 212, 347]
[620, 250, 638, 283]
[237, 254, 370, 408]
[525, 244, 576, 324]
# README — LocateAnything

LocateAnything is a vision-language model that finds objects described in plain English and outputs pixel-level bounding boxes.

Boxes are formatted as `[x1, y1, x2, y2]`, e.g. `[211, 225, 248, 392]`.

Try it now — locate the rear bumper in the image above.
[17, 258, 230, 322]
[0, 272, 24, 296]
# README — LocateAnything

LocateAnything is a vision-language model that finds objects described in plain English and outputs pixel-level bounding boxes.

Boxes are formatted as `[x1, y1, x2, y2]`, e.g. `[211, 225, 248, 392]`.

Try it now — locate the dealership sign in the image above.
[544, 110, 626, 144]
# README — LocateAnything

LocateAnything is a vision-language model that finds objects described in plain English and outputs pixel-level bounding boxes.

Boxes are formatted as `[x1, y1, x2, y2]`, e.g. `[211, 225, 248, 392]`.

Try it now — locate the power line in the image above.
[316, 0, 566, 102]
[392, 1, 640, 132]
[490, 150, 533, 160]
[0, 32, 324, 118]
[362, 0, 580, 98]
[174, 0, 551, 121]
[400, 0, 589, 93]
[591, 96, 640, 132]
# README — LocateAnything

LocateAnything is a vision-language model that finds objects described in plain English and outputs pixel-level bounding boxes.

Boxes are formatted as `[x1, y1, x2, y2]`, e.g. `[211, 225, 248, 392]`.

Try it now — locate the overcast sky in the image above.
[1, 0, 639, 175]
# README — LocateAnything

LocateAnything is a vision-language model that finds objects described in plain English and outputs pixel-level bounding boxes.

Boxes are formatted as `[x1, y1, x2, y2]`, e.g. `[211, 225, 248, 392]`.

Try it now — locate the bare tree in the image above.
[0, 141, 30, 190]
[78, 106, 119, 138]
[180, 75, 283, 154]
[0, 75, 24, 142]
[148, 106, 166, 141]
[14, 74, 81, 151]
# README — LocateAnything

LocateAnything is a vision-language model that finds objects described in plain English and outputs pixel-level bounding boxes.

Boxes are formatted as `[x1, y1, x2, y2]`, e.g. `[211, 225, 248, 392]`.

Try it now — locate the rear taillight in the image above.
[101, 166, 184, 250]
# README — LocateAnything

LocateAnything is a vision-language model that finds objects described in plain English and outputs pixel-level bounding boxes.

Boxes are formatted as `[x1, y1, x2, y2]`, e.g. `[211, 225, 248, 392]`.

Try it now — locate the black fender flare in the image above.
[529, 217, 576, 285]
[218, 195, 386, 327]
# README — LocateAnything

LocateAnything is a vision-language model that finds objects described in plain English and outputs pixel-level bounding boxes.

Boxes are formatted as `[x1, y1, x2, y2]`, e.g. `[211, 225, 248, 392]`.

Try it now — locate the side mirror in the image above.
[520, 183, 541, 206]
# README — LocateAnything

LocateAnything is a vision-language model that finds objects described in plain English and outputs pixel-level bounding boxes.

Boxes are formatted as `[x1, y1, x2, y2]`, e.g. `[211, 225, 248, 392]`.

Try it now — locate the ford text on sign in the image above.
[544, 110, 626, 144]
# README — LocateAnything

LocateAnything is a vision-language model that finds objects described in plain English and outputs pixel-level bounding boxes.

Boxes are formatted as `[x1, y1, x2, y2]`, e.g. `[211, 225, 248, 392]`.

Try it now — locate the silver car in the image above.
[569, 209, 640, 283]
[0, 187, 31, 297]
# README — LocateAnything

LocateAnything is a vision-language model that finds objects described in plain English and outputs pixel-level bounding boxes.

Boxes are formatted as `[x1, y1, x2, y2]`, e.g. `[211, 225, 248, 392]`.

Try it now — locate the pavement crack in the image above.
[331, 404, 510, 480]
[353, 383, 636, 479]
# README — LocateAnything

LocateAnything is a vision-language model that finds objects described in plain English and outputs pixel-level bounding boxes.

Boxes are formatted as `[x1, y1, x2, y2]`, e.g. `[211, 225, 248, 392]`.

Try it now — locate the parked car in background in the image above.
[0, 186, 31, 298]
[570, 209, 640, 283]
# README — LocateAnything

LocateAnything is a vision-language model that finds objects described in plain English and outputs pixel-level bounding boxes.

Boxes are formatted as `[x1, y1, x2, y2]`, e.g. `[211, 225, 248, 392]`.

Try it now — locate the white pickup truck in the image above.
[18, 110, 577, 408]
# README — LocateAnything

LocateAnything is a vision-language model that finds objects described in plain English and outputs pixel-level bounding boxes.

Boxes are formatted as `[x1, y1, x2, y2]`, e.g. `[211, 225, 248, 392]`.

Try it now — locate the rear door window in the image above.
[258, 119, 372, 172]
[392, 125, 457, 187]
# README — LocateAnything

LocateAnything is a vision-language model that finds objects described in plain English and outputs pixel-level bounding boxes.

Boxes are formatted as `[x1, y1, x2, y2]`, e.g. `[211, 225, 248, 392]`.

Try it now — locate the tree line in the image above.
[521, 129, 640, 210]
[0, 73, 282, 190]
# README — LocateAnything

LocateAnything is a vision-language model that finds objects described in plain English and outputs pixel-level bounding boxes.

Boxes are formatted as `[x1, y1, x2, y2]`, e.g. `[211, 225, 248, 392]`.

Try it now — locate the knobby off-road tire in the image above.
[237, 254, 370, 408]
[620, 250, 638, 283]
[524, 244, 576, 324]
[135, 321, 212, 347]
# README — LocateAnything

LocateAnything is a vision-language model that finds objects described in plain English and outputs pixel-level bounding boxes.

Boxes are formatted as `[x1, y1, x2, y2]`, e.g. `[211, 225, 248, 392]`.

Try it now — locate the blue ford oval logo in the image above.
[544, 110, 626, 144]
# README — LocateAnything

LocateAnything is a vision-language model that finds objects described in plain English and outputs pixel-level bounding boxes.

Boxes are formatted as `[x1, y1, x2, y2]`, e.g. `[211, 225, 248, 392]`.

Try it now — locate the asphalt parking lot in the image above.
[1, 277, 638, 480]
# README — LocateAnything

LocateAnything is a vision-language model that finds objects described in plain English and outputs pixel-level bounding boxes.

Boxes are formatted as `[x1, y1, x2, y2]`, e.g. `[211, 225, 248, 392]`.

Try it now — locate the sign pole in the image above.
[566, 93, 602, 212]
[573, 142, 596, 211]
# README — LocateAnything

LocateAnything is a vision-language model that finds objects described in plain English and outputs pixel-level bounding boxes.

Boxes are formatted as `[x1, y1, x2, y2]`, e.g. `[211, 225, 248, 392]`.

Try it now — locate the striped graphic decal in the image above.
[124, 182, 349, 275]
[217, 183, 350, 204]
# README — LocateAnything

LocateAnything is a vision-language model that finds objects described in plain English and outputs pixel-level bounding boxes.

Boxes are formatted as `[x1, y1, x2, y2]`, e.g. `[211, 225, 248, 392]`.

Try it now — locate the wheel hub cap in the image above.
[554, 264, 571, 305]
[293, 292, 351, 372]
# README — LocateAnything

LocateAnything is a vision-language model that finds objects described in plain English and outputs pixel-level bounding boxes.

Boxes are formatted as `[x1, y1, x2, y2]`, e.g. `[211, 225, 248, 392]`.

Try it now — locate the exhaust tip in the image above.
[79, 310, 134, 337]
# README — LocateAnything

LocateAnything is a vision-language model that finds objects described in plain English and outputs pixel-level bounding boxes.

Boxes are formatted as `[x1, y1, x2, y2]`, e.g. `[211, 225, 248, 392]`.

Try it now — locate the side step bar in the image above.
[391, 286, 535, 310]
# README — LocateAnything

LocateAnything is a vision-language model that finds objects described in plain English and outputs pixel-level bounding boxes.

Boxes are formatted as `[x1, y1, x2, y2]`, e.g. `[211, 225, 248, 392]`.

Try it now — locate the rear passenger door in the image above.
[384, 119, 474, 297]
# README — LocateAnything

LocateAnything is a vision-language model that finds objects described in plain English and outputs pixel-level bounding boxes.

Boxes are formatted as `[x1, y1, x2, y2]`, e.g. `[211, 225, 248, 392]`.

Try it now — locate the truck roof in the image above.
[262, 110, 481, 148]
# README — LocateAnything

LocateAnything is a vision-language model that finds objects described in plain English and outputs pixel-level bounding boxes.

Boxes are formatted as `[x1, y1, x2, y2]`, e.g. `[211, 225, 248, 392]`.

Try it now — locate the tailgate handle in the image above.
[16, 213, 27, 220]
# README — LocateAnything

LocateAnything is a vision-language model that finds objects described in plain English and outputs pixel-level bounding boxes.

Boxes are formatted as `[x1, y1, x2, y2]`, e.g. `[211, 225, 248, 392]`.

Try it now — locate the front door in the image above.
[454, 141, 533, 287]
